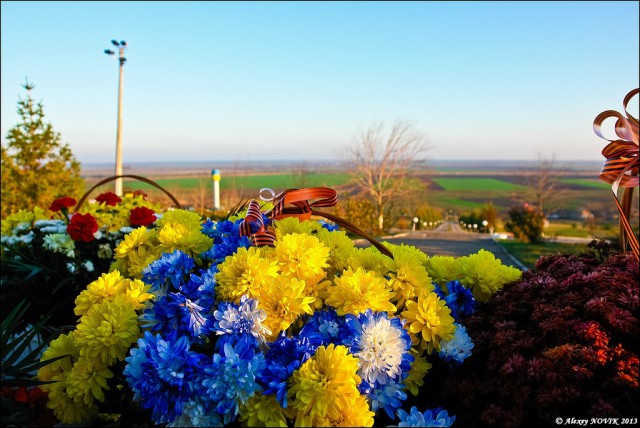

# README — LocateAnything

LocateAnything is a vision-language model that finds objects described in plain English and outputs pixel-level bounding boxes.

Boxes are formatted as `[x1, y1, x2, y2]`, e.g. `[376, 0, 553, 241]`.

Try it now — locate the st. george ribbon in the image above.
[239, 187, 394, 259]
[593, 88, 639, 259]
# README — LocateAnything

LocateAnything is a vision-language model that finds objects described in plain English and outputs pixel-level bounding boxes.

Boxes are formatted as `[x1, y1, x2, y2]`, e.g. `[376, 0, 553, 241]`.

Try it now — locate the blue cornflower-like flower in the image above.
[319, 220, 340, 231]
[298, 308, 350, 347]
[199, 340, 265, 425]
[258, 334, 316, 408]
[143, 250, 195, 292]
[123, 331, 206, 425]
[212, 295, 270, 349]
[141, 292, 212, 340]
[201, 219, 252, 264]
[367, 381, 408, 419]
[442, 280, 476, 320]
[395, 406, 456, 427]
[343, 309, 413, 386]
[438, 323, 474, 364]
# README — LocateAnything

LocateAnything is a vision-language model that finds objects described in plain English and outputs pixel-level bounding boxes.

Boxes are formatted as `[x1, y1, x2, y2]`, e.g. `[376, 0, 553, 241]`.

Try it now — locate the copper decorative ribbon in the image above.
[239, 187, 394, 259]
[593, 88, 639, 259]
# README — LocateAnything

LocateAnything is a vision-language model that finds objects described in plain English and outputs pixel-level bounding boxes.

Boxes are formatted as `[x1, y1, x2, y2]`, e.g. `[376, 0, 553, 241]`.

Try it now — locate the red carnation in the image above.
[49, 197, 76, 212]
[129, 206, 157, 227]
[67, 213, 99, 242]
[95, 191, 122, 206]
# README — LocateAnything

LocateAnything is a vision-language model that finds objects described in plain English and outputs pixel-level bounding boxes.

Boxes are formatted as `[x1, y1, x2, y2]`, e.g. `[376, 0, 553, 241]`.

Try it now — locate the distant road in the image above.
[360, 221, 527, 270]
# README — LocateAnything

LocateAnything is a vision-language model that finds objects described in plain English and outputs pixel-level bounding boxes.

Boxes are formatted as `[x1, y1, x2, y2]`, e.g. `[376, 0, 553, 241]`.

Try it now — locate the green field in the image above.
[559, 178, 611, 190]
[432, 177, 524, 191]
[117, 173, 350, 191]
[499, 240, 588, 269]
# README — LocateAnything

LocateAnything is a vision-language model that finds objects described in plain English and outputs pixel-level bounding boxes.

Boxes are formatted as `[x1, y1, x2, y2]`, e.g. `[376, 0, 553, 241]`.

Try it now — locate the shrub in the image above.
[423, 242, 639, 427]
[505, 203, 544, 242]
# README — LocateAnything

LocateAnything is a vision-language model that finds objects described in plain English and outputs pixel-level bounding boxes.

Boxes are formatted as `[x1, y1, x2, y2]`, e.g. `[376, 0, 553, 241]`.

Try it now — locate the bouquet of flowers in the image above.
[1, 191, 160, 328]
[35, 189, 522, 427]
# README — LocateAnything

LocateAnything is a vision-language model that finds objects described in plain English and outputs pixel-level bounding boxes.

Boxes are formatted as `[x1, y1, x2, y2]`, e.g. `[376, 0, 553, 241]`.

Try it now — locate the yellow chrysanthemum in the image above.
[401, 291, 456, 354]
[325, 268, 396, 316]
[387, 246, 434, 310]
[65, 358, 113, 406]
[274, 217, 322, 238]
[426, 255, 459, 287]
[121, 278, 155, 311]
[156, 208, 203, 228]
[113, 226, 157, 260]
[403, 349, 433, 396]
[289, 344, 361, 420]
[37, 332, 79, 382]
[455, 249, 522, 302]
[316, 228, 355, 275]
[43, 373, 98, 424]
[156, 220, 213, 255]
[274, 233, 329, 284]
[239, 393, 292, 427]
[216, 247, 279, 303]
[74, 296, 140, 365]
[310, 393, 374, 427]
[1, 207, 47, 235]
[346, 247, 394, 278]
[257, 275, 315, 339]
[74, 271, 129, 317]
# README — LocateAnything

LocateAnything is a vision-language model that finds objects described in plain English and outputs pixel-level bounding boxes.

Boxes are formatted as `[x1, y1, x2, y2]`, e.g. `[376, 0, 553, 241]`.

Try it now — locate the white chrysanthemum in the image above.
[13, 222, 31, 234]
[67, 263, 76, 273]
[438, 323, 474, 364]
[35, 219, 67, 234]
[17, 232, 35, 245]
[120, 226, 134, 234]
[43, 233, 76, 258]
[214, 295, 271, 343]
[351, 314, 410, 385]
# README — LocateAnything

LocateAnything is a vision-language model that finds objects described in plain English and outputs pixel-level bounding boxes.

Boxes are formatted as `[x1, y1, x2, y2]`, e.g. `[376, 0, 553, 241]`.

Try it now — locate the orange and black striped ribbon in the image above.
[238, 187, 394, 259]
[593, 88, 639, 259]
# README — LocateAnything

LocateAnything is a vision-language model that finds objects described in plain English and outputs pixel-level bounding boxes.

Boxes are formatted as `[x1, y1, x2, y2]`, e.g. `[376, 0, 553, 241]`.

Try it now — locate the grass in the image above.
[431, 178, 524, 191]
[543, 221, 617, 239]
[116, 173, 350, 191]
[499, 240, 588, 270]
[559, 178, 611, 190]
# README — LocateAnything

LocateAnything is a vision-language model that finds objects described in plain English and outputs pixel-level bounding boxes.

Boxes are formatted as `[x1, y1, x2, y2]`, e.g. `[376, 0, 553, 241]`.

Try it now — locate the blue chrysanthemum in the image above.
[368, 381, 408, 419]
[298, 308, 350, 347]
[167, 398, 222, 427]
[258, 334, 316, 408]
[442, 280, 476, 320]
[143, 250, 195, 292]
[201, 219, 252, 264]
[182, 266, 217, 308]
[141, 292, 212, 339]
[124, 331, 206, 425]
[199, 340, 265, 425]
[212, 295, 270, 349]
[319, 220, 340, 231]
[438, 323, 474, 364]
[343, 309, 413, 386]
[395, 406, 456, 427]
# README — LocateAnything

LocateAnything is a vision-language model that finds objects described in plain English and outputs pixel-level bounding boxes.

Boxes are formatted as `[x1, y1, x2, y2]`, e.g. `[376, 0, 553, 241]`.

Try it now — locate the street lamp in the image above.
[104, 39, 127, 196]
[482, 220, 489, 234]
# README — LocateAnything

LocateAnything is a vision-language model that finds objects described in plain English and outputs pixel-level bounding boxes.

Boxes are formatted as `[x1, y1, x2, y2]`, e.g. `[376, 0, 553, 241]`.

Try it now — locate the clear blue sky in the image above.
[1, 1, 638, 164]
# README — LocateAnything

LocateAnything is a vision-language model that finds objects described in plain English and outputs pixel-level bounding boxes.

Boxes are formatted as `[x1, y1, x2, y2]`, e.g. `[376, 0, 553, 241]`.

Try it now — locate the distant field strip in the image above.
[120, 173, 351, 190]
[559, 178, 610, 190]
[431, 178, 523, 191]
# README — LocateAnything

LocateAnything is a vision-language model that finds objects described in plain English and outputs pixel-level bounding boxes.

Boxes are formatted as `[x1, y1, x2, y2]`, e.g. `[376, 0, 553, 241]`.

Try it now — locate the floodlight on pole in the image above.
[104, 39, 127, 196]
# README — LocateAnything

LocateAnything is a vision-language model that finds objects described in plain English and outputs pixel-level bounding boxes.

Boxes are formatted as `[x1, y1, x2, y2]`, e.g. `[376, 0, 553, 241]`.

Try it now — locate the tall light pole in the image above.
[104, 39, 127, 196]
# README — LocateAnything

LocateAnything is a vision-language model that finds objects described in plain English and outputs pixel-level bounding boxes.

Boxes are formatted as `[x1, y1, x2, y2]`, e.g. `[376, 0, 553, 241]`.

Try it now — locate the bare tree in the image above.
[524, 153, 564, 219]
[345, 120, 430, 232]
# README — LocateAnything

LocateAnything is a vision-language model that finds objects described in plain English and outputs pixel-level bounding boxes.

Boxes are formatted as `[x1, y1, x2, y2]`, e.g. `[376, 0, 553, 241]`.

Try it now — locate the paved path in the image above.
[358, 221, 527, 270]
